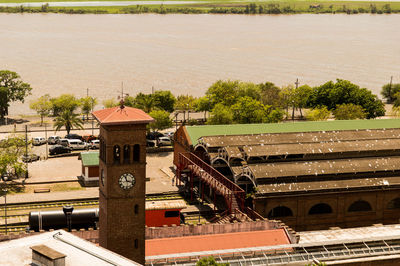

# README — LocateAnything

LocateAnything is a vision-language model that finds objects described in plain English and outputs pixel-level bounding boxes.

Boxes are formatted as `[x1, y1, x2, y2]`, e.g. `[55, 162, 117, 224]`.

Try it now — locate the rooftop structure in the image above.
[92, 105, 154, 125]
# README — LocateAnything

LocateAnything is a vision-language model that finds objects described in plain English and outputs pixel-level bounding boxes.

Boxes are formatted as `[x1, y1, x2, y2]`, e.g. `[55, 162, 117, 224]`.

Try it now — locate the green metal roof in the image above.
[186, 119, 400, 146]
[80, 151, 99, 166]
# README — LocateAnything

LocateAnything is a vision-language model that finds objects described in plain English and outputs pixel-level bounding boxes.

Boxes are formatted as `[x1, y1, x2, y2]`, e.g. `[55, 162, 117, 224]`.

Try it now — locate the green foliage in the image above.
[133, 93, 155, 113]
[102, 98, 118, 108]
[206, 80, 261, 108]
[196, 256, 229, 266]
[306, 107, 331, 121]
[50, 94, 80, 116]
[208, 103, 233, 125]
[333, 103, 366, 120]
[0, 134, 27, 177]
[30, 94, 52, 125]
[391, 106, 400, 117]
[0, 70, 32, 119]
[149, 110, 172, 131]
[308, 79, 385, 119]
[381, 83, 400, 103]
[53, 110, 84, 134]
[80, 96, 97, 120]
[153, 90, 176, 112]
[259, 82, 282, 107]
[293, 84, 313, 118]
[175, 95, 197, 111]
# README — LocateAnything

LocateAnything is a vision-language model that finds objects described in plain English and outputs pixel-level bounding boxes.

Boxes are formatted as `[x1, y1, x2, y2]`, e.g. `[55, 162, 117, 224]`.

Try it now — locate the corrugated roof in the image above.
[187, 119, 400, 146]
[235, 156, 400, 179]
[199, 128, 400, 148]
[92, 106, 154, 125]
[80, 152, 99, 167]
[242, 138, 400, 158]
[145, 200, 186, 211]
[257, 177, 400, 194]
[145, 229, 290, 256]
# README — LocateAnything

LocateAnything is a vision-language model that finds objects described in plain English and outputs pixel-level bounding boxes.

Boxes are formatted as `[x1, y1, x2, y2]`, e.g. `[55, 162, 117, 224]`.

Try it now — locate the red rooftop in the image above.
[92, 106, 154, 125]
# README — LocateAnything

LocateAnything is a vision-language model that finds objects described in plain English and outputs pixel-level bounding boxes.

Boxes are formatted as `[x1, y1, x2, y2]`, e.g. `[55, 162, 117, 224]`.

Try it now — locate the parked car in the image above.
[22, 154, 40, 163]
[158, 137, 172, 146]
[32, 137, 46, 146]
[89, 140, 100, 149]
[49, 145, 72, 155]
[164, 132, 174, 139]
[67, 139, 88, 150]
[57, 139, 69, 147]
[147, 139, 157, 147]
[146, 132, 164, 147]
[82, 135, 97, 142]
[65, 134, 82, 140]
[48, 136, 61, 145]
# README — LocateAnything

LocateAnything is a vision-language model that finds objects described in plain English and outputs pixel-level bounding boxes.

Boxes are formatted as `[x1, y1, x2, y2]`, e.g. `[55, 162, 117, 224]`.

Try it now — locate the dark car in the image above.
[22, 154, 40, 163]
[82, 134, 97, 142]
[65, 134, 82, 140]
[49, 145, 72, 155]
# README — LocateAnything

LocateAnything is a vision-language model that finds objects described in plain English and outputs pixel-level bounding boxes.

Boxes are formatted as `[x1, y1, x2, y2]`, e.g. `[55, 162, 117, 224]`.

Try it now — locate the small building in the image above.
[145, 200, 187, 227]
[79, 152, 99, 185]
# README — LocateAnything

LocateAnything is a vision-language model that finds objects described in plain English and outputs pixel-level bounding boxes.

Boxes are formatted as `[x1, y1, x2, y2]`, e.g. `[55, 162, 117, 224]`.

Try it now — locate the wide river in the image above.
[0, 13, 399, 115]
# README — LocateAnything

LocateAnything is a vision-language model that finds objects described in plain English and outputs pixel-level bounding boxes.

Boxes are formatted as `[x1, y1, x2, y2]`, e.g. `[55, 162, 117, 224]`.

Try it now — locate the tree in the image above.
[308, 79, 385, 119]
[0, 135, 27, 178]
[133, 93, 155, 113]
[30, 94, 52, 126]
[231, 96, 268, 124]
[207, 103, 233, 125]
[149, 110, 172, 131]
[196, 257, 229, 266]
[293, 84, 313, 118]
[333, 103, 366, 120]
[0, 70, 32, 120]
[50, 94, 80, 116]
[174, 95, 197, 111]
[381, 83, 400, 103]
[80, 96, 97, 120]
[195, 96, 212, 119]
[279, 85, 295, 119]
[259, 82, 282, 107]
[103, 98, 118, 108]
[54, 110, 84, 135]
[306, 107, 330, 121]
[153, 90, 176, 112]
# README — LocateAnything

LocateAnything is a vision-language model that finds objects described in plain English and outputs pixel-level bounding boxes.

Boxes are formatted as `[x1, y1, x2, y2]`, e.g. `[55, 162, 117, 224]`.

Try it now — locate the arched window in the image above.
[267, 206, 293, 218]
[348, 200, 372, 212]
[113, 145, 120, 164]
[133, 144, 140, 162]
[308, 203, 333, 215]
[134, 204, 139, 214]
[387, 198, 400, 209]
[123, 145, 130, 164]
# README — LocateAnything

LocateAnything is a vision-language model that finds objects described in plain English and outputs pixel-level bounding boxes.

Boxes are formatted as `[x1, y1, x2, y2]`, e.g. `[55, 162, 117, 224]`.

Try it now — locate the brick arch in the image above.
[267, 206, 293, 219]
[308, 203, 333, 215]
[348, 200, 372, 212]
[387, 197, 400, 210]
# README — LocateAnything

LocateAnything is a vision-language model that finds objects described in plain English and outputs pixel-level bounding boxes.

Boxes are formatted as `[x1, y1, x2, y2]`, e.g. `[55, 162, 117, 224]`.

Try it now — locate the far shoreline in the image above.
[0, 1, 399, 15]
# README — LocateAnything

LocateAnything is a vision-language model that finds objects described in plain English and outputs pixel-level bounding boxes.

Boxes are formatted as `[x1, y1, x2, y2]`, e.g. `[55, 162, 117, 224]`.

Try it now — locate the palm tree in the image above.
[54, 110, 83, 135]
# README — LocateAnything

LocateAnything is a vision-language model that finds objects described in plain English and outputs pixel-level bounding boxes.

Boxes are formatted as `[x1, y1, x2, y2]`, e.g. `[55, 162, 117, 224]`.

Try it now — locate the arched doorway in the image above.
[308, 203, 333, 215]
[348, 200, 372, 212]
[267, 206, 293, 219]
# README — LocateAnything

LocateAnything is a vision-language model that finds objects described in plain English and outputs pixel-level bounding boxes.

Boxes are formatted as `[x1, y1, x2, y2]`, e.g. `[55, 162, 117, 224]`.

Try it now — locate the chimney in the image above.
[30, 245, 66, 266]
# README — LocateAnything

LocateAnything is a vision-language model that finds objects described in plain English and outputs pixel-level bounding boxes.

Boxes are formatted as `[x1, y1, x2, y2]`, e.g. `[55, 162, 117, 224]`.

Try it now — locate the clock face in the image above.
[119, 173, 136, 190]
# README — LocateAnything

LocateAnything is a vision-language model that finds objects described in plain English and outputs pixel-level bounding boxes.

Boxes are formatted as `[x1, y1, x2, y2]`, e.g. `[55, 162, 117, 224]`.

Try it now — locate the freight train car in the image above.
[29, 200, 187, 231]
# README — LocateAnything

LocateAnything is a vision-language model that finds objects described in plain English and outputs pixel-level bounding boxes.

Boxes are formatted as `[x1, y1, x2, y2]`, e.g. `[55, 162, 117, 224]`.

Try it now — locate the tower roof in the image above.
[92, 106, 154, 125]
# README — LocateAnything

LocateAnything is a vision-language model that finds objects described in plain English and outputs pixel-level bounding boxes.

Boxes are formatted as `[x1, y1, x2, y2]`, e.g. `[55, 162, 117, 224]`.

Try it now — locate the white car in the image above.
[32, 137, 46, 146]
[48, 136, 61, 145]
[90, 140, 100, 149]
[67, 139, 88, 150]
[158, 137, 172, 146]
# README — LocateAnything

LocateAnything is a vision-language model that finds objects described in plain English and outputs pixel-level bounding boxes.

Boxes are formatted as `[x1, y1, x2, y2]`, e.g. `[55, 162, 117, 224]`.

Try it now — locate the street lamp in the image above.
[1, 189, 7, 235]
[63, 205, 74, 232]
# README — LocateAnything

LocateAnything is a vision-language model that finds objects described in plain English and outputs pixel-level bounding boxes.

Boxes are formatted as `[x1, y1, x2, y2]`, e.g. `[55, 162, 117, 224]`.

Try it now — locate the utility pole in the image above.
[25, 125, 28, 179]
[389, 76, 393, 103]
[293, 78, 300, 121]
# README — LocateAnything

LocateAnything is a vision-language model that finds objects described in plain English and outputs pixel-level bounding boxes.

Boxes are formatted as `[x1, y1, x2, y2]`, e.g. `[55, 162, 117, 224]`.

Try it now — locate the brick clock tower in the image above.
[92, 104, 153, 265]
